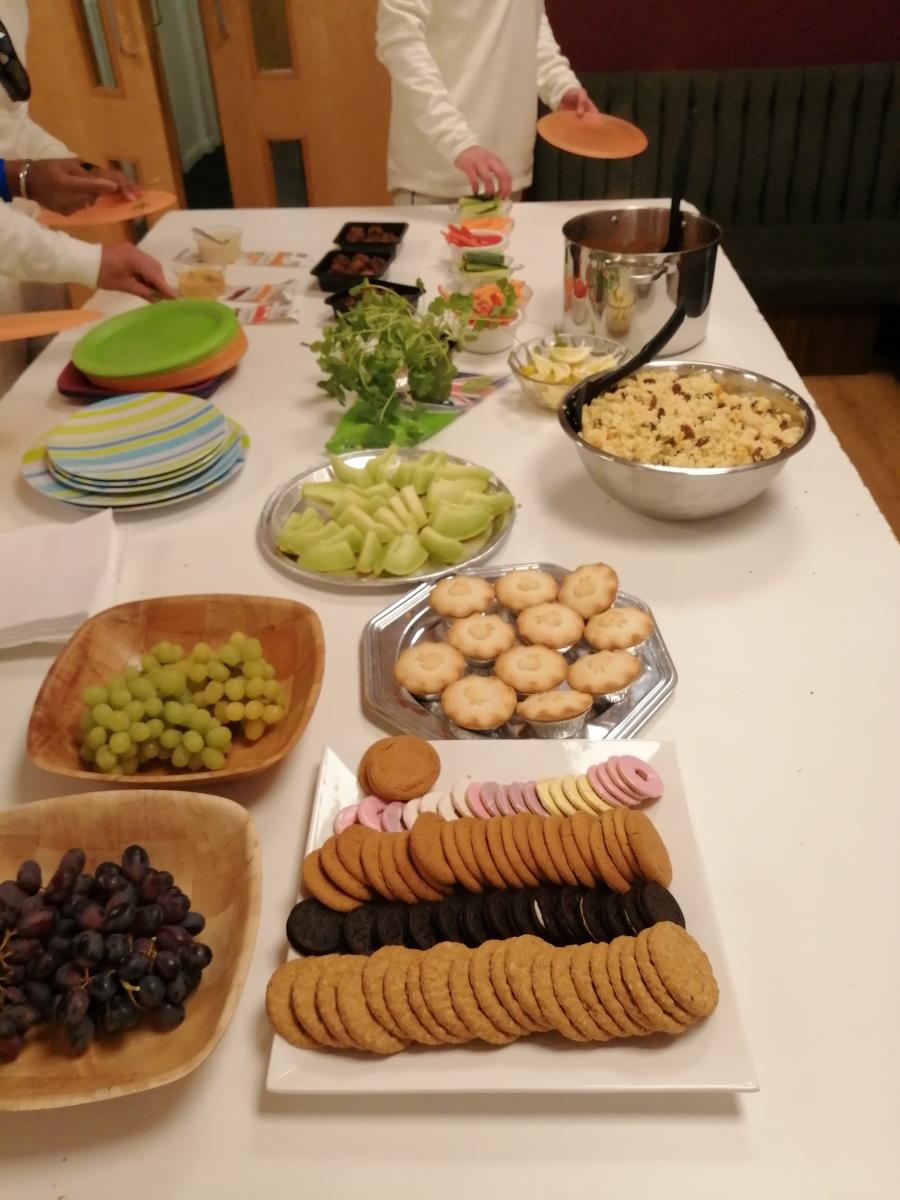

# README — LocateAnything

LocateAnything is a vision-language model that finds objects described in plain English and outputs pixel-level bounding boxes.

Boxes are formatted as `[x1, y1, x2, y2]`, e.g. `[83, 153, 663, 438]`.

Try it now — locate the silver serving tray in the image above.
[362, 562, 677, 739]
[257, 448, 516, 591]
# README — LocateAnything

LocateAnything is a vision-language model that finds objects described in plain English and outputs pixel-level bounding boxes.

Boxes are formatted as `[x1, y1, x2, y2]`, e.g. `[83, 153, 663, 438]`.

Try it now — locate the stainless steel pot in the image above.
[562, 207, 721, 354]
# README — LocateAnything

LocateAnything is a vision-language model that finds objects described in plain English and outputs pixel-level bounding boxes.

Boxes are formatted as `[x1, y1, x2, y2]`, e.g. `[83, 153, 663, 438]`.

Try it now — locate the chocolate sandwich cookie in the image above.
[407, 902, 439, 950]
[376, 904, 407, 948]
[619, 889, 646, 936]
[557, 887, 588, 944]
[435, 895, 466, 943]
[532, 888, 567, 946]
[286, 898, 344, 956]
[637, 883, 686, 929]
[579, 889, 612, 943]
[462, 894, 490, 948]
[343, 904, 380, 955]
[508, 888, 542, 938]
[600, 891, 632, 939]
[484, 890, 516, 941]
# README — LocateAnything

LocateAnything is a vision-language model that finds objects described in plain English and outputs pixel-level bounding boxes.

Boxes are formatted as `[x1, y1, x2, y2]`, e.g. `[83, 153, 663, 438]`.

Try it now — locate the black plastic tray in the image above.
[310, 246, 396, 293]
[333, 221, 408, 254]
[324, 279, 423, 316]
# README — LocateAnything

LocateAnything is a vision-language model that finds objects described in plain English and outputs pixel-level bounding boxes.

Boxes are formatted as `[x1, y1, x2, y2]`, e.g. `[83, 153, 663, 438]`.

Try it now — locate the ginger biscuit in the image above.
[587, 819, 630, 893]
[380, 836, 418, 905]
[504, 935, 549, 1029]
[315, 956, 355, 1047]
[569, 811, 599, 876]
[588, 943, 642, 1037]
[485, 817, 521, 888]
[420, 943, 472, 1042]
[320, 836, 373, 903]
[542, 817, 580, 886]
[448, 953, 514, 1045]
[266, 959, 317, 1049]
[646, 922, 719, 1018]
[336, 955, 408, 1054]
[570, 943, 626, 1039]
[290, 955, 343, 1048]
[634, 931, 692, 1024]
[606, 938, 653, 1033]
[361, 832, 394, 900]
[527, 814, 561, 884]
[453, 818, 488, 885]
[334, 824, 374, 888]
[600, 814, 636, 885]
[611, 808, 641, 880]
[409, 811, 456, 889]
[470, 941, 528, 1038]
[530, 944, 587, 1041]
[471, 819, 508, 890]
[365, 735, 441, 802]
[623, 811, 673, 887]
[500, 817, 540, 888]
[362, 947, 409, 1041]
[407, 955, 459, 1043]
[511, 812, 542, 880]
[550, 947, 611, 1041]
[619, 939, 685, 1035]
[489, 939, 543, 1032]
[394, 832, 445, 902]
[559, 820, 596, 888]
[382, 949, 441, 1044]
[302, 849, 361, 913]
[440, 818, 483, 892]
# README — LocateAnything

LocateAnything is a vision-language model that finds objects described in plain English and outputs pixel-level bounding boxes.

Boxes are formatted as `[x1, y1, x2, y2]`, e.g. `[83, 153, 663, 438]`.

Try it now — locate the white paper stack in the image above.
[0, 509, 124, 649]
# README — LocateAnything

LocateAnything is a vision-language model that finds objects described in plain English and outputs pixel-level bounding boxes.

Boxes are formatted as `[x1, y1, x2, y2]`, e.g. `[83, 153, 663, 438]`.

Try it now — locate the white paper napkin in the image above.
[0, 509, 124, 649]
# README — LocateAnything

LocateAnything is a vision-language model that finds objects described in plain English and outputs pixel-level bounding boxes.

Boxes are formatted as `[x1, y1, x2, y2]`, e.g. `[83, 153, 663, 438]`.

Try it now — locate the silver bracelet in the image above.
[18, 159, 31, 200]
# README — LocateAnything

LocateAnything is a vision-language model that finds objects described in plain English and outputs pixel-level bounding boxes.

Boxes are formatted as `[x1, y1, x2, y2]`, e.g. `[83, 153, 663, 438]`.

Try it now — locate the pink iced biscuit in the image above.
[357, 794, 388, 830]
[597, 762, 640, 808]
[466, 782, 491, 819]
[494, 785, 516, 816]
[333, 804, 359, 836]
[480, 782, 507, 816]
[381, 801, 406, 833]
[521, 781, 546, 816]
[587, 764, 624, 808]
[506, 782, 530, 814]
[437, 794, 457, 822]
[604, 756, 645, 803]
[617, 754, 664, 801]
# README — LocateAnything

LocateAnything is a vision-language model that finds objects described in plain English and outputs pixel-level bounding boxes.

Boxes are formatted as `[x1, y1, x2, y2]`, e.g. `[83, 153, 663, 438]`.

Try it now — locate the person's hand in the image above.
[98, 243, 175, 301]
[454, 145, 513, 199]
[557, 87, 598, 117]
[14, 158, 139, 214]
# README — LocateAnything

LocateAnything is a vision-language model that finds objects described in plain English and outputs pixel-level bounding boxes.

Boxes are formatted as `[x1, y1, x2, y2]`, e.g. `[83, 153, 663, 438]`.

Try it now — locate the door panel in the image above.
[198, 0, 390, 206]
[26, 0, 184, 221]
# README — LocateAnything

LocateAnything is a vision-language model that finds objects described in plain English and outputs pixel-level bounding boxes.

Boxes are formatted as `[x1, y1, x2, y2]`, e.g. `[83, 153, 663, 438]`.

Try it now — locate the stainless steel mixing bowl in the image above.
[558, 359, 816, 520]
[562, 207, 721, 354]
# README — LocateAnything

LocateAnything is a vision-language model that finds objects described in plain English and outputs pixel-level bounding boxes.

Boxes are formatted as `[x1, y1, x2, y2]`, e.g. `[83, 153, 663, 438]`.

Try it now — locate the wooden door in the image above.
[25, 0, 184, 228]
[197, 0, 390, 206]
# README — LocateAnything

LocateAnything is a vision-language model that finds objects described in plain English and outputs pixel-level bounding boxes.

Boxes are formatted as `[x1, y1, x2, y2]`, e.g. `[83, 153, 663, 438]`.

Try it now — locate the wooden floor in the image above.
[803, 373, 900, 540]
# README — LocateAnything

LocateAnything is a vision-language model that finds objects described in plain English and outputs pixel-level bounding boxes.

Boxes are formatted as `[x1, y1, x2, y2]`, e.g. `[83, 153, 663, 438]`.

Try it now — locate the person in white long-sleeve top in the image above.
[0, 3, 172, 393]
[376, 0, 597, 203]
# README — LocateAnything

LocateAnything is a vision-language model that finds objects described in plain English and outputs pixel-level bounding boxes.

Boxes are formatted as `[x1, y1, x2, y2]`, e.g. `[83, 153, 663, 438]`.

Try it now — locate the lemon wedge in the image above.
[528, 352, 555, 381]
[549, 343, 591, 366]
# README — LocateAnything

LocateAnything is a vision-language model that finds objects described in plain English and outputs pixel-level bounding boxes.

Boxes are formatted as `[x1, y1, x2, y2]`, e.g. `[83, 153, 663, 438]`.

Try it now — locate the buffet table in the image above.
[0, 203, 898, 1197]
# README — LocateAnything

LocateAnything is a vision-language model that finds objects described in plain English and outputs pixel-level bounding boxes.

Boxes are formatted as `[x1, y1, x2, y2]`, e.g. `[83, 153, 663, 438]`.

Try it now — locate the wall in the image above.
[545, 0, 900, 71]
[154, 0, 221, 171]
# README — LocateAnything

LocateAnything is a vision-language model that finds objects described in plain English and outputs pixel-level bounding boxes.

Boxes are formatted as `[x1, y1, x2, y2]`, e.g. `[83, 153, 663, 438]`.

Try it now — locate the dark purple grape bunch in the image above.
[0, 845, 211, 1064]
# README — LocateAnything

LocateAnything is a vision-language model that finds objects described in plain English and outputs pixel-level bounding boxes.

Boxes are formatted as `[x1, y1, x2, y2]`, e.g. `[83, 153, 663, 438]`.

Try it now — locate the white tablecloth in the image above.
[0, 202, 898, 1198]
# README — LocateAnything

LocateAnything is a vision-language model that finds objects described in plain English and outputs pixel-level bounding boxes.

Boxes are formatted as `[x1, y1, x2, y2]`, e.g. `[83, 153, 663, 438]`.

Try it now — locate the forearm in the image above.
[536, 10, 580, 109]
[0, 206, 100, 288]
[376, 0, 477, 163]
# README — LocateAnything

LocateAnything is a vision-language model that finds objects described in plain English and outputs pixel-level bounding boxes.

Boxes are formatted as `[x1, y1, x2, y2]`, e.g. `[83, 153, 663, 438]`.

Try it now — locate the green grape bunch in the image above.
[78, 631, 288, 775]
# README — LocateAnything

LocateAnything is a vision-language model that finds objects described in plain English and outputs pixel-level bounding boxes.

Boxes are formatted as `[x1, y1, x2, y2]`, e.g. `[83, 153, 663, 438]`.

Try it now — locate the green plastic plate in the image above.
[72, 299, 239, 379]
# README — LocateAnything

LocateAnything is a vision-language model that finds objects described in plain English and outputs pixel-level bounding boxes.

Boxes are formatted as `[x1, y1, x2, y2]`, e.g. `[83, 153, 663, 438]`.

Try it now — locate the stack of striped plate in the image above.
[21, 392, 249, 512]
